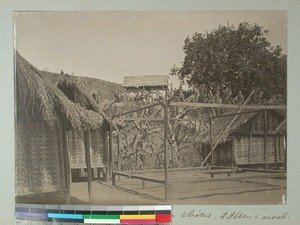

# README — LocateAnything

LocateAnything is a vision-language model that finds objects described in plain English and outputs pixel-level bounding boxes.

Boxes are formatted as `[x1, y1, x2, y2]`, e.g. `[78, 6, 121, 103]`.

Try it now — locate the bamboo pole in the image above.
[84, 130, 93, 203]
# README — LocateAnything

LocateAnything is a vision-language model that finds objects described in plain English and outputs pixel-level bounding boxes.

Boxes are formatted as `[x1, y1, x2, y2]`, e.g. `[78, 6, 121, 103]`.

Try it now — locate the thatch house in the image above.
[122, 75, 169, 91]
[199, 109, 286, 168]
[15, 51, 105, 198]
[121, 75, 169, 102]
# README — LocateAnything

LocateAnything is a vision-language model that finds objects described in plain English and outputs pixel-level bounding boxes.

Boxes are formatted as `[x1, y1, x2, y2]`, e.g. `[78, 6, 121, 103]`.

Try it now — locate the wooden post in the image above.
[284, 133, 287, 172]
[164, 100, 171, 201]
[170, 144, 175, 168]
[62, 122, 71, 203]
[231, 138, 235, 167]
[102, 127, 109, 182]
[278, 135, 281, 161]
[84, 130, 93, 203]
[109, 113, 115, 185]
[248, 124, 252, 163]
[274, 135, 278, 170]
[117, 134, 121, 182]
[209, 118, 214, 168]
[263, 110, 268, 169]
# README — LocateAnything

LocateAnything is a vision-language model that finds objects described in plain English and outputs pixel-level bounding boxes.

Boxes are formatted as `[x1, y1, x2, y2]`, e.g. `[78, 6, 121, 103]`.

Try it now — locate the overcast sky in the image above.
[15, 11, 286, 85]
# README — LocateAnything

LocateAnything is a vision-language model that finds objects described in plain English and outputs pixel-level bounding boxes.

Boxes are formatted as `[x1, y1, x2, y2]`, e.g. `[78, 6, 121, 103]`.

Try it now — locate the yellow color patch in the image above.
[120, 214, 156, 219]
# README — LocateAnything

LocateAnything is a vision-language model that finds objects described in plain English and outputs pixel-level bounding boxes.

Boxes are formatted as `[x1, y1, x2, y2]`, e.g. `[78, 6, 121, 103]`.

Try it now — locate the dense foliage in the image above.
[171, 22, 286, 103]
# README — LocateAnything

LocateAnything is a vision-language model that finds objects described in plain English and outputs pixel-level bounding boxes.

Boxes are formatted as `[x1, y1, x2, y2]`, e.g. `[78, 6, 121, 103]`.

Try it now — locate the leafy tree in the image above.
[171, 22, 286, 103]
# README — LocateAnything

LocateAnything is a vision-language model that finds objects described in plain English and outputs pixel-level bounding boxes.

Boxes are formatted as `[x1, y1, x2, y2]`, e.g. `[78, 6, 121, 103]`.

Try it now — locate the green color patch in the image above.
[83, 214, 120, 219]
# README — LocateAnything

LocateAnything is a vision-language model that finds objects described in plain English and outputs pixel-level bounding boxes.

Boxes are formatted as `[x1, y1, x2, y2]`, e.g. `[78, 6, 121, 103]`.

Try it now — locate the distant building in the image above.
[121, 75, 169, 102]
[122, 75, 169, 91]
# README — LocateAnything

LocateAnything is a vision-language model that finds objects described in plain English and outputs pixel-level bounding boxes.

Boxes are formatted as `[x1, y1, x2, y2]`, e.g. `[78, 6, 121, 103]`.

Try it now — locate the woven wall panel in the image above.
[29, 121, 62, 193]
[234, 135, 285, 164]
[68, 129, 104, 169]
[15, 120, 64, 195]
[234, 136, 250, 164]
[15, 121, 30, 195]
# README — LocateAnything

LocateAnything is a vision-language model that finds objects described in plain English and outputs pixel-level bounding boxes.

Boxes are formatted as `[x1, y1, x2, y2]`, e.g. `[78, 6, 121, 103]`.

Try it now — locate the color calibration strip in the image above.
[15, 204, 172, 224]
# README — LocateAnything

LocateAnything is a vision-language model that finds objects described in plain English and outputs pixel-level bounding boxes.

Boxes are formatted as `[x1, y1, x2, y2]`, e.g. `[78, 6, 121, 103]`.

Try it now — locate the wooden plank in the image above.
[169, 101, 286, 110]
[130, 174, 165, 184]
[84, 130, 93, 203]
[113, 171, 131, 178]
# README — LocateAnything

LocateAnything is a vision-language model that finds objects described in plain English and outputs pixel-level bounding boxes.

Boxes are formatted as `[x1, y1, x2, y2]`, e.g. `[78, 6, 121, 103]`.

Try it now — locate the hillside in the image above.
[41, 71, 125, 103]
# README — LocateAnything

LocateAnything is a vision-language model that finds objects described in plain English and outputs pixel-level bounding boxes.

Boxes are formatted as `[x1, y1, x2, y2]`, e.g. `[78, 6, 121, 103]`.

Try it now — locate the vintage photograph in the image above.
[14, 11, 287, 205]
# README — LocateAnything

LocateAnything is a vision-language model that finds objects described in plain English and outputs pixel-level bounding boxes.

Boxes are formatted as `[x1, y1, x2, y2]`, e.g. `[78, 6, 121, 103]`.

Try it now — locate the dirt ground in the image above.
[70, 170, 287, 205]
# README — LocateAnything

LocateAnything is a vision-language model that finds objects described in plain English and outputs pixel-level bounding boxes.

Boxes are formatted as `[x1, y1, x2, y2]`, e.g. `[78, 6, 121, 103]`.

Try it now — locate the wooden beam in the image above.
[115, 117, 164, 122]
[163, 100, 171, 201]
[84, 130, 93, 204]
[209, 110, 260, 119]
[113, 101, 163, 118]
[169, 101, 286, 110]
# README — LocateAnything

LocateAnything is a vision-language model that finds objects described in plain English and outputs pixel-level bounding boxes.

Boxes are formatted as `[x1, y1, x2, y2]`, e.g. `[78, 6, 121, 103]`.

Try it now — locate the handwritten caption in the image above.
[177, 209, 289, 220]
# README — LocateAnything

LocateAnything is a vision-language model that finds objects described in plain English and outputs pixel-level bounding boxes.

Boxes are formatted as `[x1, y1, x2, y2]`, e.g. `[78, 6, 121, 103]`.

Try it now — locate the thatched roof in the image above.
[15, 51, 104, 130]
[122, 75, 169, 88]
[199, 110, 257, 144]
[56, 75, 110, 121]
[199, 109, 287, 144]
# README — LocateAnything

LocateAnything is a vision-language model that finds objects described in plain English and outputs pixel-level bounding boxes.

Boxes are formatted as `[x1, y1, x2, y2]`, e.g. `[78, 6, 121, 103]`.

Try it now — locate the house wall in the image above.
[233, 134, 285, 164]
[68, 129, 105, 169]
[16, 118, 67, 195]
